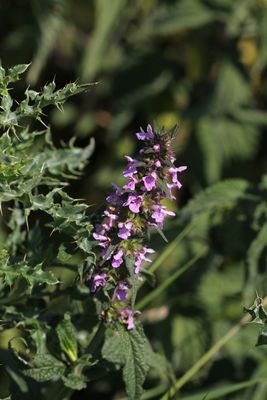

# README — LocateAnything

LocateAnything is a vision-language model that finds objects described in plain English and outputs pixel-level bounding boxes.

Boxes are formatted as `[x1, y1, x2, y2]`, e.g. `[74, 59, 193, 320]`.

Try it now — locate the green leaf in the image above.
[182, 179, 250, 220]
[103, 325, 149, 400]
[135, 0, 216, 39]
[26, 1, 64, 85]
[62, 372, 87, 390]
[102, 330, 123, 366]
[81, 0, 126, 80]
[197, 117, 259, 183]
[180, 378, 265, 400]
[6, 64, 30, 83]
[23, 354, 65, 382]
[0, 260, 59, 291]
[211, 62, 251, 113]
[121, 326, 150, 400]
[56, 313, 78, 362]
[246, 224, 267, 289]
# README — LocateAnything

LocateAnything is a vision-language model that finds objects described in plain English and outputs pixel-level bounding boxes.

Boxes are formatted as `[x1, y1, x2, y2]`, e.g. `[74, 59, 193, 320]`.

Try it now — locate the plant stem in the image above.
[136, 248, 207, 311]
[180, 378, 266, 400]
[88, 320, 105, 355]
[149, 222, 195, 274]
[160, 298, 267, 400]
[141, 383, 168, 399]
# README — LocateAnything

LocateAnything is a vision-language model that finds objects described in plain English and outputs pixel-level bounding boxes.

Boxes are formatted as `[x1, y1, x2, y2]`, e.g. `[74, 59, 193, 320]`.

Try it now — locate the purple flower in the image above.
[134, 247, 155, 273]
[118, 308, 136, 330]
[125, 155, 138, 163]
[114, 281, 129, 301]
[118, 221, 133, 239]
[91, 273, 107, 292]
[106, 184, 122, 203]
[123, 194, 143, 213]
[169, 166, 187, 189]
[142, 172, 157, 191]
[136, 124, 154, 141]
[103, 210, 118, 230]
[123, 175, 138, 191]
[93, 225, 109, 246]
[123, 156, 139, 178]
[92, 232, 107, 242]
[112, 249, 124, 268]
[151, 205, 175, 226]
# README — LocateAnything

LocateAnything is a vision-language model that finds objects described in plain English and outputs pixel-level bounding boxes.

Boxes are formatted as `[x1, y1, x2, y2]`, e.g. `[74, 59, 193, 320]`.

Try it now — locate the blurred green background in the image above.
[2, 0, 267, 398]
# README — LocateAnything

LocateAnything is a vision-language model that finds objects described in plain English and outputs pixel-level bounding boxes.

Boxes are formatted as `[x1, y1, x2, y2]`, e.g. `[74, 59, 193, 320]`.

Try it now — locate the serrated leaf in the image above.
[103, 325, 149, 400]
[102, 329, 123, 365]
[121, 326, 150, 400]
[23, 354, 65, 382]
[197, 117, 259, 183]
[182, 179, 250, 220]
[7, 64, 30, 83]
[62, 372, 87, 390]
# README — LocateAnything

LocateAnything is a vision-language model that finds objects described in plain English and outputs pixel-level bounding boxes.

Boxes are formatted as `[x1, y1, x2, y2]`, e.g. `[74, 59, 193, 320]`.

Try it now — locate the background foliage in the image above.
[1, 0, 267, 399]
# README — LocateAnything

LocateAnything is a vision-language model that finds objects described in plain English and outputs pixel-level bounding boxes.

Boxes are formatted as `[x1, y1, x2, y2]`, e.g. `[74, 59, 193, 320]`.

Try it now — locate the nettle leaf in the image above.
[181, 179, 250, 221]
[62, 373, 87, 390]
[196, 117, 260, 183]
[121, 326, 150, 400]
[23, 354, 65, 382]
[56, 313, 78, 362]
[103, 325, 149, 400]
[102, 330, 122, 366]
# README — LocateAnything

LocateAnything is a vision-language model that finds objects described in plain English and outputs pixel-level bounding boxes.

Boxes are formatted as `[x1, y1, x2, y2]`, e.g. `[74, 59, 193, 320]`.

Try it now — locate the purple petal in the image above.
[136, 124, 154, 141]
[112, 248, 124, 267]
[129, 198, 142, 213]
[118, 222, 132, 239]
[112, 258, 123, 268]
[93, 232, 108, 242]
[142, 172, 157, 191]
[91, 273, 107, 293]
[114, 281, 128, 301]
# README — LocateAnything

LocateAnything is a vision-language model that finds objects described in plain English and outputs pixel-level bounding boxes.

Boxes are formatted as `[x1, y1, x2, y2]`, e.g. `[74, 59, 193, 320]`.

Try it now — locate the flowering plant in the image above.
[0, 65, 186, 400]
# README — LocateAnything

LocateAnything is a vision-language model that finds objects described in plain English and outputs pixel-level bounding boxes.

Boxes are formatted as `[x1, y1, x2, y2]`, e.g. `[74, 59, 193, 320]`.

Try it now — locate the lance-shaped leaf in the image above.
[56, 313, 78, 362]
